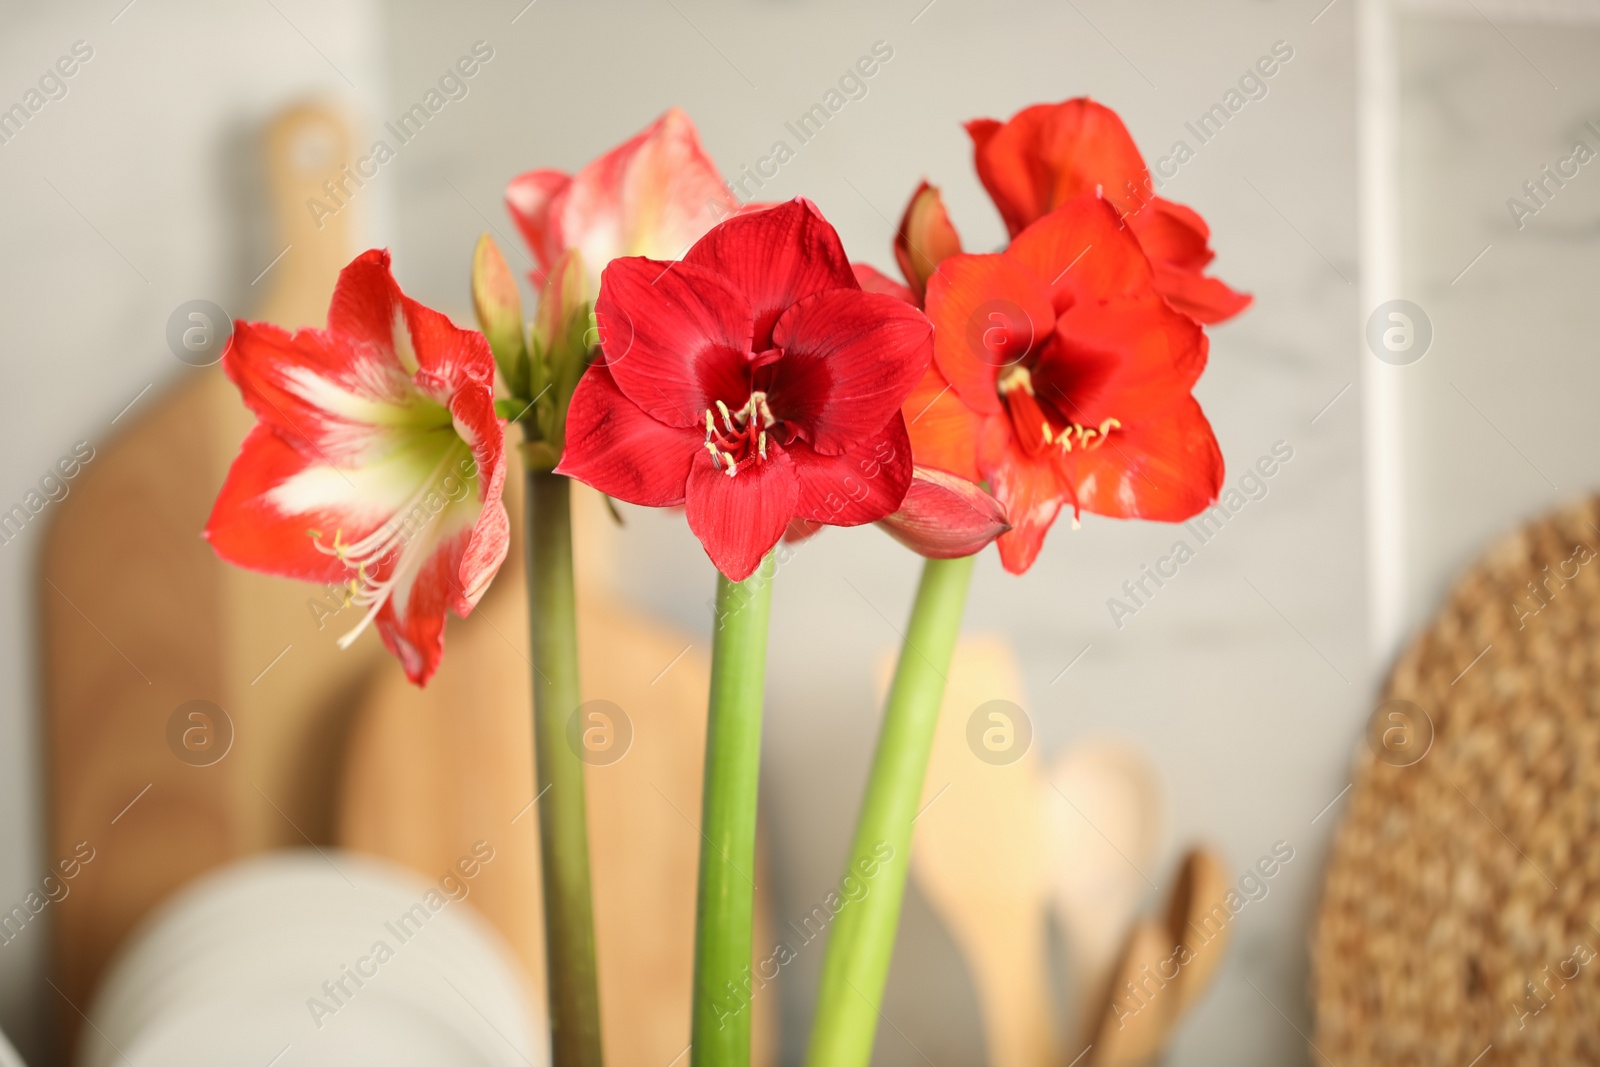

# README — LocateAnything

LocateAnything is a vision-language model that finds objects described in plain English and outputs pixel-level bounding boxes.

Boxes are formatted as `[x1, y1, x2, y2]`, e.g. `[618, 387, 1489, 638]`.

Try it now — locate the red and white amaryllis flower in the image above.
[557, 198, 937, 581]
[506, 107, 743, 290]
[205, 249, 509, 686]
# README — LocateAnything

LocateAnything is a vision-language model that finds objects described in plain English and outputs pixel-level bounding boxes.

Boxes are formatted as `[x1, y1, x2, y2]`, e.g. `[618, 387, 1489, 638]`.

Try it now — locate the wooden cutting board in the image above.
[42, 102, 382, 1049]
[337, 477, 776, 1066]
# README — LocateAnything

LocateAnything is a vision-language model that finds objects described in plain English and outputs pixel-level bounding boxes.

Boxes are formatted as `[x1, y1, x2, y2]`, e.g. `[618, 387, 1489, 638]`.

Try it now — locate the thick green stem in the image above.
[804, 554, 976, 1067]
[691, 554, 776, 1067]
[525, 471, 604, 1067]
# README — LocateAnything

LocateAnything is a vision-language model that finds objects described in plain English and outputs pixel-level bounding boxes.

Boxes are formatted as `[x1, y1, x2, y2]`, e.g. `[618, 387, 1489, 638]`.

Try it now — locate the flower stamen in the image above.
[702, 391, 780, 477]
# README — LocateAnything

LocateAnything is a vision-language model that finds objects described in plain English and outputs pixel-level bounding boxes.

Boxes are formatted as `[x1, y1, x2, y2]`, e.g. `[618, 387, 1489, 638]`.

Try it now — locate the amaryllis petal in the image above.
[967, 99, 1151, 235]
[969, 98, 1250, 326]
[768, 288, 932, 455]
[1037, 296, 1207, 424]
[556, 361, 700, 506]
[924, 253, 1056, 416]
[683, 198, 857, 349]
[852, 263, 916, 305]
[595, 256, 755, 428]
[686, 447, 799, 582]
[879, 466, 1008, 559]
[790, 414, 913, 527]
[986, 439, 1071, 575]
[205, 249, 509, 687]
[1149, 264, 1254, 326]
[894, 181, 963, 304]
[1062, 394, 1222, 520]
[902, 367, 982, 484]
[505, 169, 571, 280]
[565, 199, 935, 581]
[1127, 199, 1252, 324]
[1005, 197, 1155, 307]
[205, 423, 362, 584]
[507, 108, 741, 290]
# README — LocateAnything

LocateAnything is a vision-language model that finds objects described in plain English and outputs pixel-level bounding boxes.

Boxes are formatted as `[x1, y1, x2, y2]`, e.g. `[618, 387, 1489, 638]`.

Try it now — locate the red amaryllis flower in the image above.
[204, 249, 509, 686]
[967, 98, 1251, 325]
[908, 195, 1223, 574]
[506, 107, 742, 290]
[556, 198, 934, 581]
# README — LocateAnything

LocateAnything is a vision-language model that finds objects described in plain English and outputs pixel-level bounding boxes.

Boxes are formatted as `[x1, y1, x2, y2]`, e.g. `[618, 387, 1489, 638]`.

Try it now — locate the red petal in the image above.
[984, 435, 1071, 574]
[225, 252, 466, 464]
[373, 529, 458, 686]
[1062, 394, 1223, 521]
[506, 169, 572, 278]
[1034, 296, 1207, 427]
[1151, 265, 1253, 326]
[684, 198, 857, 349]
[204, 423, 358, 584]
[556, 361, 700, 506]
[511, 110, 741, 289]
[595, 256, 755, 428]
[768, 289, 932, 455]
[685, 448, 799, 582]
[1127, 198, 1251, 324]
[902, 366, 983, 484]
[564, 108, 740, 270]
[879, 466, 1009, 559]
[852, 263, 917, 306]
[446, 377, 511, 612]
[924, 253, 1056, 416]
[1128, 198, 1214, 272]
[968, 98, 1152, 237]
[1005, 196, 1155, 307]
[327, 249, 493, 389]
[790, 414, 913, 526]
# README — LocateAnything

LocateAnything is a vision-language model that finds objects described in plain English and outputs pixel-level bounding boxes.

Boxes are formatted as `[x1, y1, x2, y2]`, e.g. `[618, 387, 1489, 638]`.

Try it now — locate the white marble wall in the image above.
[1398, 9, 1600, 643]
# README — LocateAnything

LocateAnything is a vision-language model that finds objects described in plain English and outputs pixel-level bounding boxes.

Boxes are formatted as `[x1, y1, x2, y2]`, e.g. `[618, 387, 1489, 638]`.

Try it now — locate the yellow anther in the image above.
[997, 364, 1035, 396]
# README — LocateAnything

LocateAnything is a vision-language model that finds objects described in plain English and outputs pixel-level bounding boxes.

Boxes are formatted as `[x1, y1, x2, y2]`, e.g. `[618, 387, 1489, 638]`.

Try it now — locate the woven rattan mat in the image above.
[1313, 496, 1600, 1064]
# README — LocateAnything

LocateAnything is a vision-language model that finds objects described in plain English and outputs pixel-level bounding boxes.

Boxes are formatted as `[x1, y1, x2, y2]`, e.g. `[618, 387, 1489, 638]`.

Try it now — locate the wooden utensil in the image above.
[337, 478, 776, 1066]
[43, 102, 377, 1048]
[908, 635, 1059, 1067]
[1042, 741, 1164, 1040]
[1087, 920, 1175, 1067]
[1161, 847, 1231, 1023]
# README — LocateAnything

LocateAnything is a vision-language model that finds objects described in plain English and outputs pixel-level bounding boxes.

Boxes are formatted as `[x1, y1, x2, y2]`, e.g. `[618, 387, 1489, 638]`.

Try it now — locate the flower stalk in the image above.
[692, 553, 776, 1067]
[477, 232, 605, 1066]
[525, 469, 604, 1067]
[804, 553, 976, 1067]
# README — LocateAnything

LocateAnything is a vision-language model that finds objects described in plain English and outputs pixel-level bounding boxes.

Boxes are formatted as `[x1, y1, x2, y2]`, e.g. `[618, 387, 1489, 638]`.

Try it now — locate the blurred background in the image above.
[0, 1, 1597, 1065]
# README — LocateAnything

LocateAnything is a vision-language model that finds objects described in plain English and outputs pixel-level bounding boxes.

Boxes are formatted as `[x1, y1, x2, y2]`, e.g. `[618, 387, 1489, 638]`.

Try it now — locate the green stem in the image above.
[804, 554, 976, 1067]
[691, 554, 777, 1067]
[525, 470, 604, 1067]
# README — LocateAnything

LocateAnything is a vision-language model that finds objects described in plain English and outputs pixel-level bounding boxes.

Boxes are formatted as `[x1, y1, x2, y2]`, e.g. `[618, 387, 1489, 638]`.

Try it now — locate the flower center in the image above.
[996, 365, 1121, 457]
[703, 391, 777, 478]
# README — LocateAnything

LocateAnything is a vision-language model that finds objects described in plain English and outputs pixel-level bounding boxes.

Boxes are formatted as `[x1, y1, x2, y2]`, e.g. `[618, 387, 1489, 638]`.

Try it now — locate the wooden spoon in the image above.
[1042, 741, 1164, 1040]
[1161, 847, 1232, 1026]
[1087, 920, 1176, 1067]
[908, 636, 1059, 1067]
